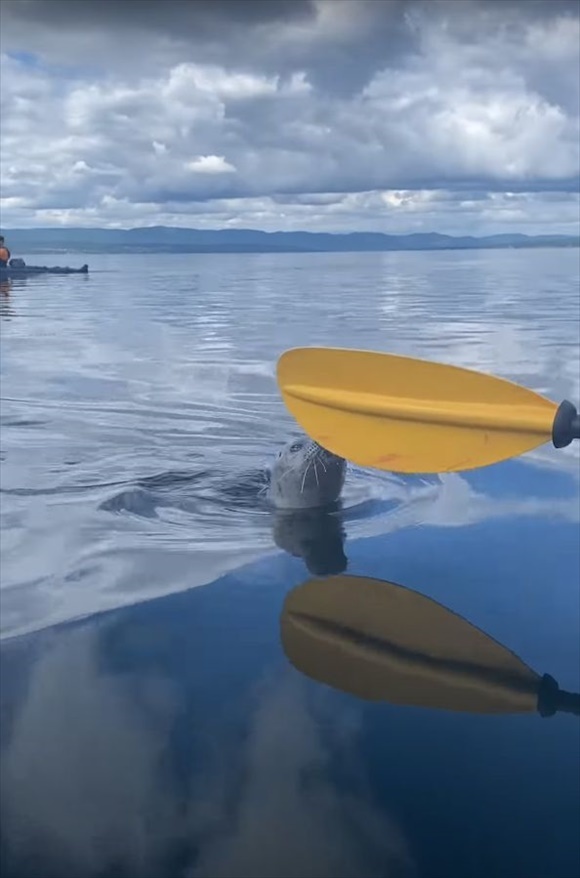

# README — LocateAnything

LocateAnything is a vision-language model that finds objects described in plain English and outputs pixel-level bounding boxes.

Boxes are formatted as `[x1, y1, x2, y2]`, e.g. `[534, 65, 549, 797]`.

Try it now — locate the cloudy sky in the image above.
[1, 0, 579, 234]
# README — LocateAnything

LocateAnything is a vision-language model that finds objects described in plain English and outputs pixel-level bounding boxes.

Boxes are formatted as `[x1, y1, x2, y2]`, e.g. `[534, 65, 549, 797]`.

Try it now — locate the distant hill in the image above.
[2, 226, 579, 254]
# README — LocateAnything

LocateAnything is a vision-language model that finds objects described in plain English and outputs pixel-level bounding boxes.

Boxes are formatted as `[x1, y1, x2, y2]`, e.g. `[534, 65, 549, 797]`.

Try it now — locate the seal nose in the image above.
[316, 444, 343, 465]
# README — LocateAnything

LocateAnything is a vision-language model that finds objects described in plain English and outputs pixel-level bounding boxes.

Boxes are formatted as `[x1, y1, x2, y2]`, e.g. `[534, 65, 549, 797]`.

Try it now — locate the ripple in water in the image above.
[97, 460, 442, 574]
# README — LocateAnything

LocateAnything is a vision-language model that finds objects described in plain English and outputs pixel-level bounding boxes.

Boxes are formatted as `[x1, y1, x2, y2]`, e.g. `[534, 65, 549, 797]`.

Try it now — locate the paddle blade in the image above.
[281, 575, 540, 715]
[277, 347, 557, 472]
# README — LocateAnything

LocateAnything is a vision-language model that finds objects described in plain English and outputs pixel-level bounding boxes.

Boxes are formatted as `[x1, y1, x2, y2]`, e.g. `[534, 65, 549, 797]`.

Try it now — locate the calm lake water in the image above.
[1, 248, 579, 878]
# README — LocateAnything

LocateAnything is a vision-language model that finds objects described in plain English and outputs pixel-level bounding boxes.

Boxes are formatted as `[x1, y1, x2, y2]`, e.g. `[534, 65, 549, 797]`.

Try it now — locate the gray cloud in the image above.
[3, 0, 579, 96]
[2, 0, 315, 29]
[0, 0, 414, 97]
[1, 0, 579, 232]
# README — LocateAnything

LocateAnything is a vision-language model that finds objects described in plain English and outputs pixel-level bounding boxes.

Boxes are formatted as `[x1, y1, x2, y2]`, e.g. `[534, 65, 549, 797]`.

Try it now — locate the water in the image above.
[1, 248, 579, 878]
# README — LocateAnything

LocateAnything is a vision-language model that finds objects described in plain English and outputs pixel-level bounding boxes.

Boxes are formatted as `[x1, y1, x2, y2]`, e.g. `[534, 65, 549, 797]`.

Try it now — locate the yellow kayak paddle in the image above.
[280, 574, 579, 718]
[277, 346, 580, 473]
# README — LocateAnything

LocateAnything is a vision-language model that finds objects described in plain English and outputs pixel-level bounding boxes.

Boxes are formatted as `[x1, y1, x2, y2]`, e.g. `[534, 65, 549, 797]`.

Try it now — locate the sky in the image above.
[0, 0, 579, 235]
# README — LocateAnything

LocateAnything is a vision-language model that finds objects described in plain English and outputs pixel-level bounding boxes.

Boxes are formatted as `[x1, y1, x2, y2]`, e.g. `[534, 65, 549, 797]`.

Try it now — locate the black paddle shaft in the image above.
[552, 400, 580, 448]
[537, 674, 580, 717]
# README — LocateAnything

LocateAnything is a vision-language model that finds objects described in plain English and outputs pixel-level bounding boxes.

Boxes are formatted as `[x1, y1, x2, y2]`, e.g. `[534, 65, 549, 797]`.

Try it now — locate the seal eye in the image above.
[290, 442, 303, 453]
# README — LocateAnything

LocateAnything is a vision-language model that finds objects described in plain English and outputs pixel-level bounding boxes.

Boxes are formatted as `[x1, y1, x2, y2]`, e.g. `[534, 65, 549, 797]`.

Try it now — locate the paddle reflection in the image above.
[280, 574, 580, 719]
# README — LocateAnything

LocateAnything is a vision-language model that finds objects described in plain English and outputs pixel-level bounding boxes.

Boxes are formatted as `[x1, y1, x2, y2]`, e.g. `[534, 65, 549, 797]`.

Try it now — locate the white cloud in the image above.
[187, 155, 237, 174]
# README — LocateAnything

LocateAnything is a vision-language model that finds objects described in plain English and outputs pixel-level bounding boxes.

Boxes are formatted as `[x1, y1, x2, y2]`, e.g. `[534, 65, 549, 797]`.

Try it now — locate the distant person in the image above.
[0, 236, 10, 268]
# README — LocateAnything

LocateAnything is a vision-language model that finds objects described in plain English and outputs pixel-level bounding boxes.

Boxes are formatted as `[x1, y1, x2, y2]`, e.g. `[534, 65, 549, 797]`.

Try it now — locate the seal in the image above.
[266, 434, 346, 511]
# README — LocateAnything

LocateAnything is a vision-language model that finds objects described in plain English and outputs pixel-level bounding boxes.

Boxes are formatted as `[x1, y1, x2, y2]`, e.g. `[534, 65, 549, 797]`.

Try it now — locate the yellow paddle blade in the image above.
[281, 575, 540, 715]
[277, 347, 558, 472]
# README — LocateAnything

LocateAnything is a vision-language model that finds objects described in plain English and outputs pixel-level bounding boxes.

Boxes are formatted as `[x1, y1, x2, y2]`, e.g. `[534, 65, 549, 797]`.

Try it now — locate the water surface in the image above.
[1, 248, 579, 878]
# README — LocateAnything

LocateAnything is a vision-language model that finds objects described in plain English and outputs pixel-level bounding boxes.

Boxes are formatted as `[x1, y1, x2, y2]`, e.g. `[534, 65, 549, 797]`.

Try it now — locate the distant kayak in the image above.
[0, 263, 89, 278]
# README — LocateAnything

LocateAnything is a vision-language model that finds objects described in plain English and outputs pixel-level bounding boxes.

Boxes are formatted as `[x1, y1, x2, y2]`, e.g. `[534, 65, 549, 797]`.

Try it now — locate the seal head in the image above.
[267, 435, 346, 510]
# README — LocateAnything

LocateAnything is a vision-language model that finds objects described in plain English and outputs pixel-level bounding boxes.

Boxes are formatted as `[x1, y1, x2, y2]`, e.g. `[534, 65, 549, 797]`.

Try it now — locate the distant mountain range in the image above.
[2, 226, 579, 254]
